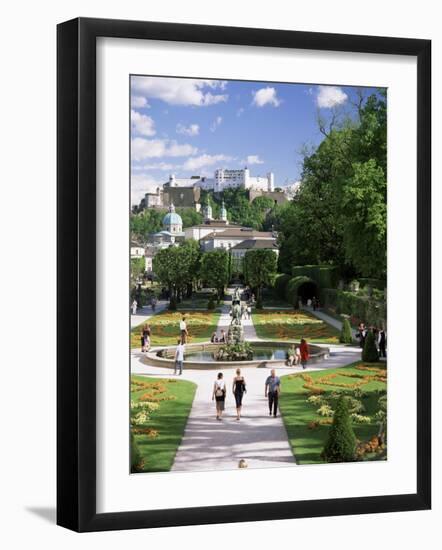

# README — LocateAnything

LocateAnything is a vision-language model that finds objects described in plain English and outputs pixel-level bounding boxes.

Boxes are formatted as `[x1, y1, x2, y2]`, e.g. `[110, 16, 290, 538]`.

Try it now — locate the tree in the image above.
[339, 318, 353, 344]
[153, 241, 202, 308]
[244, 249, 278, 308]
[276, 90, 387, 279]
[200, 249, 229, 300]
[322, 395, 357, 462]
[362, 330, 379, 362]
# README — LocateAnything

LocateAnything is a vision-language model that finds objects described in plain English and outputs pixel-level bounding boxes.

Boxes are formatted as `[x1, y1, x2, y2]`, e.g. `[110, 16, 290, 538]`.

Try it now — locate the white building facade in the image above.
[164, 168, 275, 193]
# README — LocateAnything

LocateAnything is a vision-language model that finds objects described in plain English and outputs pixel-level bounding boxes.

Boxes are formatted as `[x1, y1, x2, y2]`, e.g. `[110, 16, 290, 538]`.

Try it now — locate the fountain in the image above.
[143, 286, 330, 370]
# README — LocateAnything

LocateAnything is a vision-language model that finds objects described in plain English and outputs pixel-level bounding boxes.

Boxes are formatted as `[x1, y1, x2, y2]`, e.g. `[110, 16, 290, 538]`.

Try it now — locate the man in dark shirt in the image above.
[265, 369, 281, 417]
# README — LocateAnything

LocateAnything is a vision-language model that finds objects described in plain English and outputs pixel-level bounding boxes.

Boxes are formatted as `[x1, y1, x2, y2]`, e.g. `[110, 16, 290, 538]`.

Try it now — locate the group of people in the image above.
[306, 296, 319, 311]
[286, 338, 309, 368]
[211, 329, 227, 343]
[356, 322, 387, 357]
[212, 369, 282, 421]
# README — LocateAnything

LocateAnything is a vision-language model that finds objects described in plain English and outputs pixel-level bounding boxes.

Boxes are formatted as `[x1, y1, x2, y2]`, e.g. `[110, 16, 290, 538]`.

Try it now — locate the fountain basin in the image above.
[143, 341, 330, 370]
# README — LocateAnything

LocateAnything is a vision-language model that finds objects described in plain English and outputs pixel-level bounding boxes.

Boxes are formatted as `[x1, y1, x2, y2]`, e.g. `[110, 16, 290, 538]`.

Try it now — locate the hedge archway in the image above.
[286, 276, 318, 306]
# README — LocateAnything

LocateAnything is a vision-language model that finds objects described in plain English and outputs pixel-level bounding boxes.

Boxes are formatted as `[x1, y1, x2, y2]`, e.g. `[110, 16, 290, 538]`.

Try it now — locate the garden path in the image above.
[130, 300, 168, 328]
[131, 290, 362, 472]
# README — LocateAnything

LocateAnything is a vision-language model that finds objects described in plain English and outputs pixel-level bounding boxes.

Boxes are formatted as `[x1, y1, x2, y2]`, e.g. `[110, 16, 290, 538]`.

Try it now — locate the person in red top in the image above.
[300, 338, 309, 370]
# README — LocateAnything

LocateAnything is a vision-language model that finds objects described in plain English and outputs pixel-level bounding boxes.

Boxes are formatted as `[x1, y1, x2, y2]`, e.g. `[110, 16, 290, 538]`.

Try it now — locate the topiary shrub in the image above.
[321, 395, 357, 463]
[340, 318, 353, 344]
[362, 331, 379, 362]
[130, 432, 143, 473]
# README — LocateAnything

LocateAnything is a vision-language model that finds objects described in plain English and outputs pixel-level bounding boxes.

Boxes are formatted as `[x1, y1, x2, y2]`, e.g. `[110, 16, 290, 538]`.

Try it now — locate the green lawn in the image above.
[253, 309, 340, 343]
[279, 362, 387, 464]
[131, 310, 221, 348]
[131, 375, 197, 472]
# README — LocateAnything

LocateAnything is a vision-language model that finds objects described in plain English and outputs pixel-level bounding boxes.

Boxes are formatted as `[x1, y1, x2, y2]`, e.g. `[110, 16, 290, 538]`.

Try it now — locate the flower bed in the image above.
[131, 310, 221, 348]
[130, 375, 197, 473]
[252, 309, 340, 343]
[279, 361, 387, 464]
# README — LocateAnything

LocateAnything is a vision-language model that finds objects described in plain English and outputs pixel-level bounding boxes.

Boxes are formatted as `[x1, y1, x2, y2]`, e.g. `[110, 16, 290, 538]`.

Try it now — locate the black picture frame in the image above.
[57, 17, 431, 532]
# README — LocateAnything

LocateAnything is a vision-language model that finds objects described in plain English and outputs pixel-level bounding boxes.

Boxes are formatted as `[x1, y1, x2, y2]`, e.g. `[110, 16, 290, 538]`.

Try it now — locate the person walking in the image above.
[247, 304, 252, 320]
[131, 299, 138, 315]
[378, 327, 387, 358]
[265, 369, 281, 417]
[180, 315, 188, 344]
[312, 296, 317, 311]
[212, 372, 226, 420]
[232, 368, 247, 420]
[300, 338, 309, 369]
[174, 339, 185, 375]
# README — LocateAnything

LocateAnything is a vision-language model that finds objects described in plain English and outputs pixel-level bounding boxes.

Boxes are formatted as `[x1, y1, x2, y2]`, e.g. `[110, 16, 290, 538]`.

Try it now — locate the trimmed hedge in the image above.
[286, 275, 313, 306]
[340, 318, 353, 344]
[321, 396, 357, 463]
[323, 288, 386, 327]
[362, 331, 380, 362]
[273, 273, 291, 299]
[291, 265, 339, 290]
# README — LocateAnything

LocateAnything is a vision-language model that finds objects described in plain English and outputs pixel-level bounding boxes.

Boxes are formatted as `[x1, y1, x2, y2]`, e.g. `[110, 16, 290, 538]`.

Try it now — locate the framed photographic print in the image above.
[57, 17, 431, 532]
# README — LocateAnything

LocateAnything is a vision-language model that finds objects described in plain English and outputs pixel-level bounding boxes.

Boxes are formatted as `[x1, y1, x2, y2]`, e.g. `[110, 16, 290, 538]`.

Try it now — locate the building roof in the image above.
[231, 239, 278, 250]
[187, 221, 242, 229]
[202, 228, 275, 240]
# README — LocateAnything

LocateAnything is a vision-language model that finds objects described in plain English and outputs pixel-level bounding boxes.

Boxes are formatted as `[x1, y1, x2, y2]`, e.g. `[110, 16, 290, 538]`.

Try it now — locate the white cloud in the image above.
[131, 174, 164, 204]
[316, 86, 348, 108]
[134, 162, 178, 171]
[210, 116, 223, 132]
[183, 154, 232, 171]
[244, 155, 264, 165]
[131, 76, 228, 106]
[131, 95, 150, 108]
[252, 87, 281, 107]
[131, 138, 198, 160]
[236, 107, 245, 117]
[131, 110, 156, 137]
[176, 123, 200, 136]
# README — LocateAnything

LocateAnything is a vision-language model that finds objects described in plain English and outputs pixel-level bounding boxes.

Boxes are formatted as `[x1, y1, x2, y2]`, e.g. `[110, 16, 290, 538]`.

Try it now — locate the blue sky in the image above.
[130, 76, 381, 204]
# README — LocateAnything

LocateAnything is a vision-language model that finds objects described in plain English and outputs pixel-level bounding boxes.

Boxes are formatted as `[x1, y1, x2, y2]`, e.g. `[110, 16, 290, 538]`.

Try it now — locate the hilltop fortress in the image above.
[139, 167, 286, 211]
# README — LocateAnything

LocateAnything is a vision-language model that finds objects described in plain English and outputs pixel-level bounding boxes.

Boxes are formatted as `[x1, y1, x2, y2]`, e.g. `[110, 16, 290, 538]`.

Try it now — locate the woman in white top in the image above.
[212, 372, 226, 421]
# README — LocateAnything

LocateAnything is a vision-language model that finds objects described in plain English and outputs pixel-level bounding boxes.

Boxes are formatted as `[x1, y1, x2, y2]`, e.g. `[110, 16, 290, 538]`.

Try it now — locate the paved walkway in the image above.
[304, 306, 357, 338]
[130, 300, 167, 328]
[131, 288, 362, 472]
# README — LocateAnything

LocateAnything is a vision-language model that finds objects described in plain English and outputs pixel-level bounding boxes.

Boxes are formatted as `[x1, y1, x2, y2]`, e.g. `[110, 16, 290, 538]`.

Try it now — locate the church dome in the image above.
[163, 203, 182, 229]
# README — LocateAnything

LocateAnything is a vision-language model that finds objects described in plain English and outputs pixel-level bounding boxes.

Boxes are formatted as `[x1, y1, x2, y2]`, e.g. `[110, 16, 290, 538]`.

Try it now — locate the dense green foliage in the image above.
[291, 265, 339, 290]
[322, 288, 386, 327]
[277, 91, 387, 279]
[362, 331, 380, 362]
[273, 273, 292, 299]
[152, 240, 201, 304]
[130, 207, 203, 242]
[201, 188, 279, 230]
[243, 249, 278, 307]
[200, 249, 230, 300]
[340, 318, 353, 344]
[321, 395, 357, 463]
